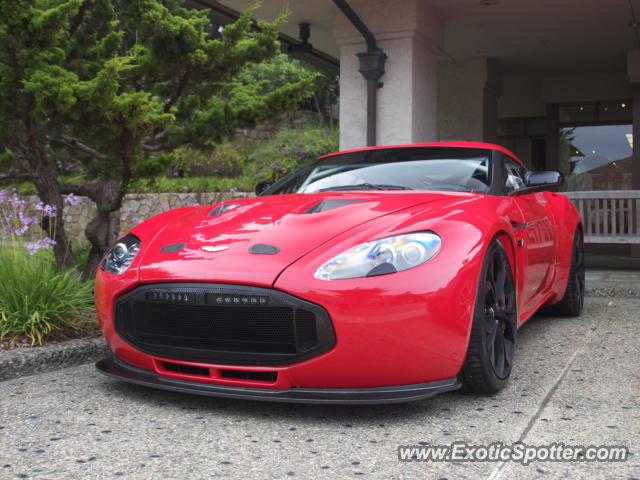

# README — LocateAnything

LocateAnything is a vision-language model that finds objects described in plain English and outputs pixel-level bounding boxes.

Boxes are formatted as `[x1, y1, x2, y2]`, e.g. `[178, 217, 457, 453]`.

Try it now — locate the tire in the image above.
[549, 229, 585, 317]
[460, 238, 517, 393]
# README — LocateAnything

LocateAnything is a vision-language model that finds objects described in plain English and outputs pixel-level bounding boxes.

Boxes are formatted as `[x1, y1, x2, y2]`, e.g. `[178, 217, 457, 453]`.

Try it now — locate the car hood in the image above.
[137, 192, 461, 286]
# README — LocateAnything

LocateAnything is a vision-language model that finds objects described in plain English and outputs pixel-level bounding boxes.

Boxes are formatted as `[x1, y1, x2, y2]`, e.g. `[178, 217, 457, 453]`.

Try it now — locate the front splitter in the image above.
[96, 355, 461, 405]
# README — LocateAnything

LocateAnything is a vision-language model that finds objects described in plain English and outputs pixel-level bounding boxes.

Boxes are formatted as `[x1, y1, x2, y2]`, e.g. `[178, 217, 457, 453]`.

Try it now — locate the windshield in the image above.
[262, 147, 493, 195]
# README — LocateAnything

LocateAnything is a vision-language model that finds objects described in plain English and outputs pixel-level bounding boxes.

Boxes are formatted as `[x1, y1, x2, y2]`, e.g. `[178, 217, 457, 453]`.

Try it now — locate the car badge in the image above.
[201, 245, 229, 253]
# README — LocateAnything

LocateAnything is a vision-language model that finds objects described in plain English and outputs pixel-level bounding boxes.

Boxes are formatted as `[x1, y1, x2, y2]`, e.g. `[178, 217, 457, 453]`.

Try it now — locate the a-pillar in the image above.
[334, 0, 442, 150]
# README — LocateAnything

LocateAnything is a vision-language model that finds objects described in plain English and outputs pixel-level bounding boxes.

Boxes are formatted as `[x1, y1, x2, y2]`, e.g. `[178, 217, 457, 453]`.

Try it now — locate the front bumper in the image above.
[96, 355, 461, 405]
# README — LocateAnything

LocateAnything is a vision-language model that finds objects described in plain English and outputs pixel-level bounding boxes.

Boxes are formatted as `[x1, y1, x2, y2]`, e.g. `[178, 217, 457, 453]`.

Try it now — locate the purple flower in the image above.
[10, 195, 25, 209]
[160, 204, 170, 212]
[64, 193, 80, 206]
[26, 237, 56, 255]
[132, 217, 142, 225]
[0, 190, 8, 203]
[42, 204, 57, 218]
[42, 237, 56, 248]
[229, 187, 239, 193]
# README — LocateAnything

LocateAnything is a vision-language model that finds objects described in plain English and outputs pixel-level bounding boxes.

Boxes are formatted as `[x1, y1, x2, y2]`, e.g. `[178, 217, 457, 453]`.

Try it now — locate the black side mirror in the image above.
[511, 170, 563, 195]
[525, 170, 563, 188]
[255, 181, 273, 196]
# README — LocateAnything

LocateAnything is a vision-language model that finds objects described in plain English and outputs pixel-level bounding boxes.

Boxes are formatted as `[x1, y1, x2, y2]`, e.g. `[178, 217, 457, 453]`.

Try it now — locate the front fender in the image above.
[274, 195, 515, 385]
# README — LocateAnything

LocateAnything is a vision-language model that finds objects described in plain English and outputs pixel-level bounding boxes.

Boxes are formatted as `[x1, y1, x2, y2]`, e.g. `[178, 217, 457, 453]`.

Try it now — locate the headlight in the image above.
[101, 234, 141, 274]
[314, 232, 441, 280]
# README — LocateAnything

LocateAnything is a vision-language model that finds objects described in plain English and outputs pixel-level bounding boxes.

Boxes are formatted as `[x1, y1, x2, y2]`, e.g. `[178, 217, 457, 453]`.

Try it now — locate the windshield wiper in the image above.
[318, 183, 413, 192]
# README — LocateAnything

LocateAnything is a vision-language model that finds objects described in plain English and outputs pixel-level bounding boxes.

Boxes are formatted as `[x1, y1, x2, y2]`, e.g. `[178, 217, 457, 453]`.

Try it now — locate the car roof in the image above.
[319, 141, 525, 168]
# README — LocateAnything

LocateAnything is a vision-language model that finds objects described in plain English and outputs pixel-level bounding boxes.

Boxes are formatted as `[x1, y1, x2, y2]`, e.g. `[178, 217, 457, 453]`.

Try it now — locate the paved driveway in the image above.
[1, 297, 638, 479]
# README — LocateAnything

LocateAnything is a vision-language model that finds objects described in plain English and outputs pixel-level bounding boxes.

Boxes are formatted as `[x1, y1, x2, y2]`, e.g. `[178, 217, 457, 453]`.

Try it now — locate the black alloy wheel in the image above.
[461, 238, 517, 393]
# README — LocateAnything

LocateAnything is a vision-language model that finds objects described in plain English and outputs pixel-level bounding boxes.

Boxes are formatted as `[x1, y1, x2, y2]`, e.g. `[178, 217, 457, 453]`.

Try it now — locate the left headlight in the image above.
[314, 231, 442, 280]
[101, 234, 141, 274]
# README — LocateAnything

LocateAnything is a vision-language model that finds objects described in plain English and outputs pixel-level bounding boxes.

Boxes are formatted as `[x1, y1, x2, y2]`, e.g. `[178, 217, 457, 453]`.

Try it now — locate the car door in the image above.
[501, 156, 556, 306]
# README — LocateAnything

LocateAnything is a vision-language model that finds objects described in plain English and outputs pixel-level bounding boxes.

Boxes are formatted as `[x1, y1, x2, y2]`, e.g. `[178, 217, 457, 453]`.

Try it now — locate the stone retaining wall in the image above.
[20, 191, 252, 244]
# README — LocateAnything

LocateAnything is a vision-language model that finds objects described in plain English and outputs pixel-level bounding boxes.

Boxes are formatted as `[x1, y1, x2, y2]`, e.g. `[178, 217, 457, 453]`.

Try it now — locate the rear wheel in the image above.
[549, 229, 585, 317]
[461, 238, 517, 393]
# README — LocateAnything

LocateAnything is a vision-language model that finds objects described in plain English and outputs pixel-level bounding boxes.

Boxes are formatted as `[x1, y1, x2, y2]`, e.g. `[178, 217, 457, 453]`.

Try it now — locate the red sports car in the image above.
[95, 142, 584, 404]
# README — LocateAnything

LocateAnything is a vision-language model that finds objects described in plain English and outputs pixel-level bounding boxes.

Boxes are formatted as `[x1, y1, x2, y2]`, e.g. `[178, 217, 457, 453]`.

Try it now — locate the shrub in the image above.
[0, 189, 93, 346]
[251, 123, 339, 181]
[0, 246, 94, 345]
[172, 144, 248, 178]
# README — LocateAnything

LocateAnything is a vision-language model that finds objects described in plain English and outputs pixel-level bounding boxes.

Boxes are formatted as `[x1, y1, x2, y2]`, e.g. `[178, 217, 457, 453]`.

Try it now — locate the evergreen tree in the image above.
[0, 0, 315, 278]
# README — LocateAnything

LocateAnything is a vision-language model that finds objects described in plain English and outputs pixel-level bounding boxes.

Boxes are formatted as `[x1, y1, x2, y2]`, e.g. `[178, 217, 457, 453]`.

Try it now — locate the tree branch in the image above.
[142, 128, 168, 146]
[59, 181, 101, 199]
[163, 70, 191, 113]
[69, 0, 89, 36]
[57, 134, 107, 160]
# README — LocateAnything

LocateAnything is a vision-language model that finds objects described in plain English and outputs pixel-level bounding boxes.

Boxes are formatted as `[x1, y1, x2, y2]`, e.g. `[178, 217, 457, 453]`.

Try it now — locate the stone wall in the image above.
[19, 191, 252, 244]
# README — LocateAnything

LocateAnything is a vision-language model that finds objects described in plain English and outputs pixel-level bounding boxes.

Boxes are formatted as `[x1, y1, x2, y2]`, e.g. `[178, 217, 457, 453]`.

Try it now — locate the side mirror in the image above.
[511, 170, 563, 195]
[525, 170, 563, 188]
[255, 181, 273, 196]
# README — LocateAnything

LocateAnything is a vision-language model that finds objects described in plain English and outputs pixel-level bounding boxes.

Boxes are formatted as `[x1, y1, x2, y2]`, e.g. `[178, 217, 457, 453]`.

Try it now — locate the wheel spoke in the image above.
[503, 334, 515, 369]
[494, 257, 506, 306]
[494, 326, 506, 377]
[487, 337, 496, 367]
[486, 317, 498, 346]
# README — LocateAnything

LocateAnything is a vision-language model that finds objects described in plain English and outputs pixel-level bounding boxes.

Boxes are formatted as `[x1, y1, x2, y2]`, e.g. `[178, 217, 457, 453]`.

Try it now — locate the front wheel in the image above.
[460, 238, 517, 393]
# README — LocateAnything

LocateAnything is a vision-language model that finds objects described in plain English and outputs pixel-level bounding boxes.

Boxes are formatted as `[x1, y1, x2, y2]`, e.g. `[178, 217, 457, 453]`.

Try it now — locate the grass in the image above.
[0, 245, 95, 346]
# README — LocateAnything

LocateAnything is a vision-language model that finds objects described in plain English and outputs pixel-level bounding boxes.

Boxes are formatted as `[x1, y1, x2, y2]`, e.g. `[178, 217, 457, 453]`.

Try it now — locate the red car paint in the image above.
[95, 142, 581, 396]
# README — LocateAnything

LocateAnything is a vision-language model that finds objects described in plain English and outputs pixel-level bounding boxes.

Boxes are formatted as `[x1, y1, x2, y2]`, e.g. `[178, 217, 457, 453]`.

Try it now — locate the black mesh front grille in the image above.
[114, 283, 335, 366]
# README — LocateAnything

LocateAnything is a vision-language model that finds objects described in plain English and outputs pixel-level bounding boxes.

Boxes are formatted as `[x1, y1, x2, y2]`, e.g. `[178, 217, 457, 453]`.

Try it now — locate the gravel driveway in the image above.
[1, 297, 638, 479]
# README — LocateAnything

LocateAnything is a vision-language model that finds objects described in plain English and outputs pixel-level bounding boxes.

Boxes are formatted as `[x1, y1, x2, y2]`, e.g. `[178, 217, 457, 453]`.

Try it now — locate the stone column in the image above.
[627, 52, 640, 257]
[438, 57, 501, 143]
[334, 0, 442, 149]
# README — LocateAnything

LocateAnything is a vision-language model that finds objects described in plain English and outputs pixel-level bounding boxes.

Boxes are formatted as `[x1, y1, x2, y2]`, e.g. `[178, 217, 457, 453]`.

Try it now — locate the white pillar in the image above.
[334, 0, 442, 150]
[438, 57, 501, 142]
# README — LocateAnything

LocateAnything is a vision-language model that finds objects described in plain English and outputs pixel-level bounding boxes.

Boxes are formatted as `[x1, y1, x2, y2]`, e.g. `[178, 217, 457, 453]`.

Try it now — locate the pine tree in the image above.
[0, 0, 315, 278]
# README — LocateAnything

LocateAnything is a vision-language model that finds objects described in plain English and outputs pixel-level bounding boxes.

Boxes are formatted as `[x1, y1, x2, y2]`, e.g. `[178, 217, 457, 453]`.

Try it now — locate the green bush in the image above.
[173, 144, 248, 178]
[0, 246, 94, 346]
[128, 175, 257, 193]
[251, 124, 339, 181]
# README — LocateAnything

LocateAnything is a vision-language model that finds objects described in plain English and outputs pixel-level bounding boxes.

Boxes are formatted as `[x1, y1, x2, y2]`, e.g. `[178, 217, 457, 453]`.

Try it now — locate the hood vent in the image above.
[302, 199, 361, 214]
[209, 203, 241, 216]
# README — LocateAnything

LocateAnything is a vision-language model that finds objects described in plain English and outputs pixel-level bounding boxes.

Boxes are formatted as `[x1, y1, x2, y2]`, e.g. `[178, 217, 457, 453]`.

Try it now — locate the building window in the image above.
[558, 100, 632, 191]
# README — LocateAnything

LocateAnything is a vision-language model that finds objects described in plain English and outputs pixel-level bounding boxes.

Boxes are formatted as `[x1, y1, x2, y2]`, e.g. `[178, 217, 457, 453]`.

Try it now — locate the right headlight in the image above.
[101, 234, 141, 274]
[314, 231, 442, 280]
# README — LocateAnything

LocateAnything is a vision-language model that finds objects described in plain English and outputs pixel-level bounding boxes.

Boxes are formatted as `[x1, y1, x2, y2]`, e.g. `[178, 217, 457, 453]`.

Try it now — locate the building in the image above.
[200, 0, 640, 258]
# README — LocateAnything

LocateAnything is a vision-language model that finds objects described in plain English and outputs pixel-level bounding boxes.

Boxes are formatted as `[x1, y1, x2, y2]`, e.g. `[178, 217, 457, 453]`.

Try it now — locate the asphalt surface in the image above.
[1, 297, 638, 479]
